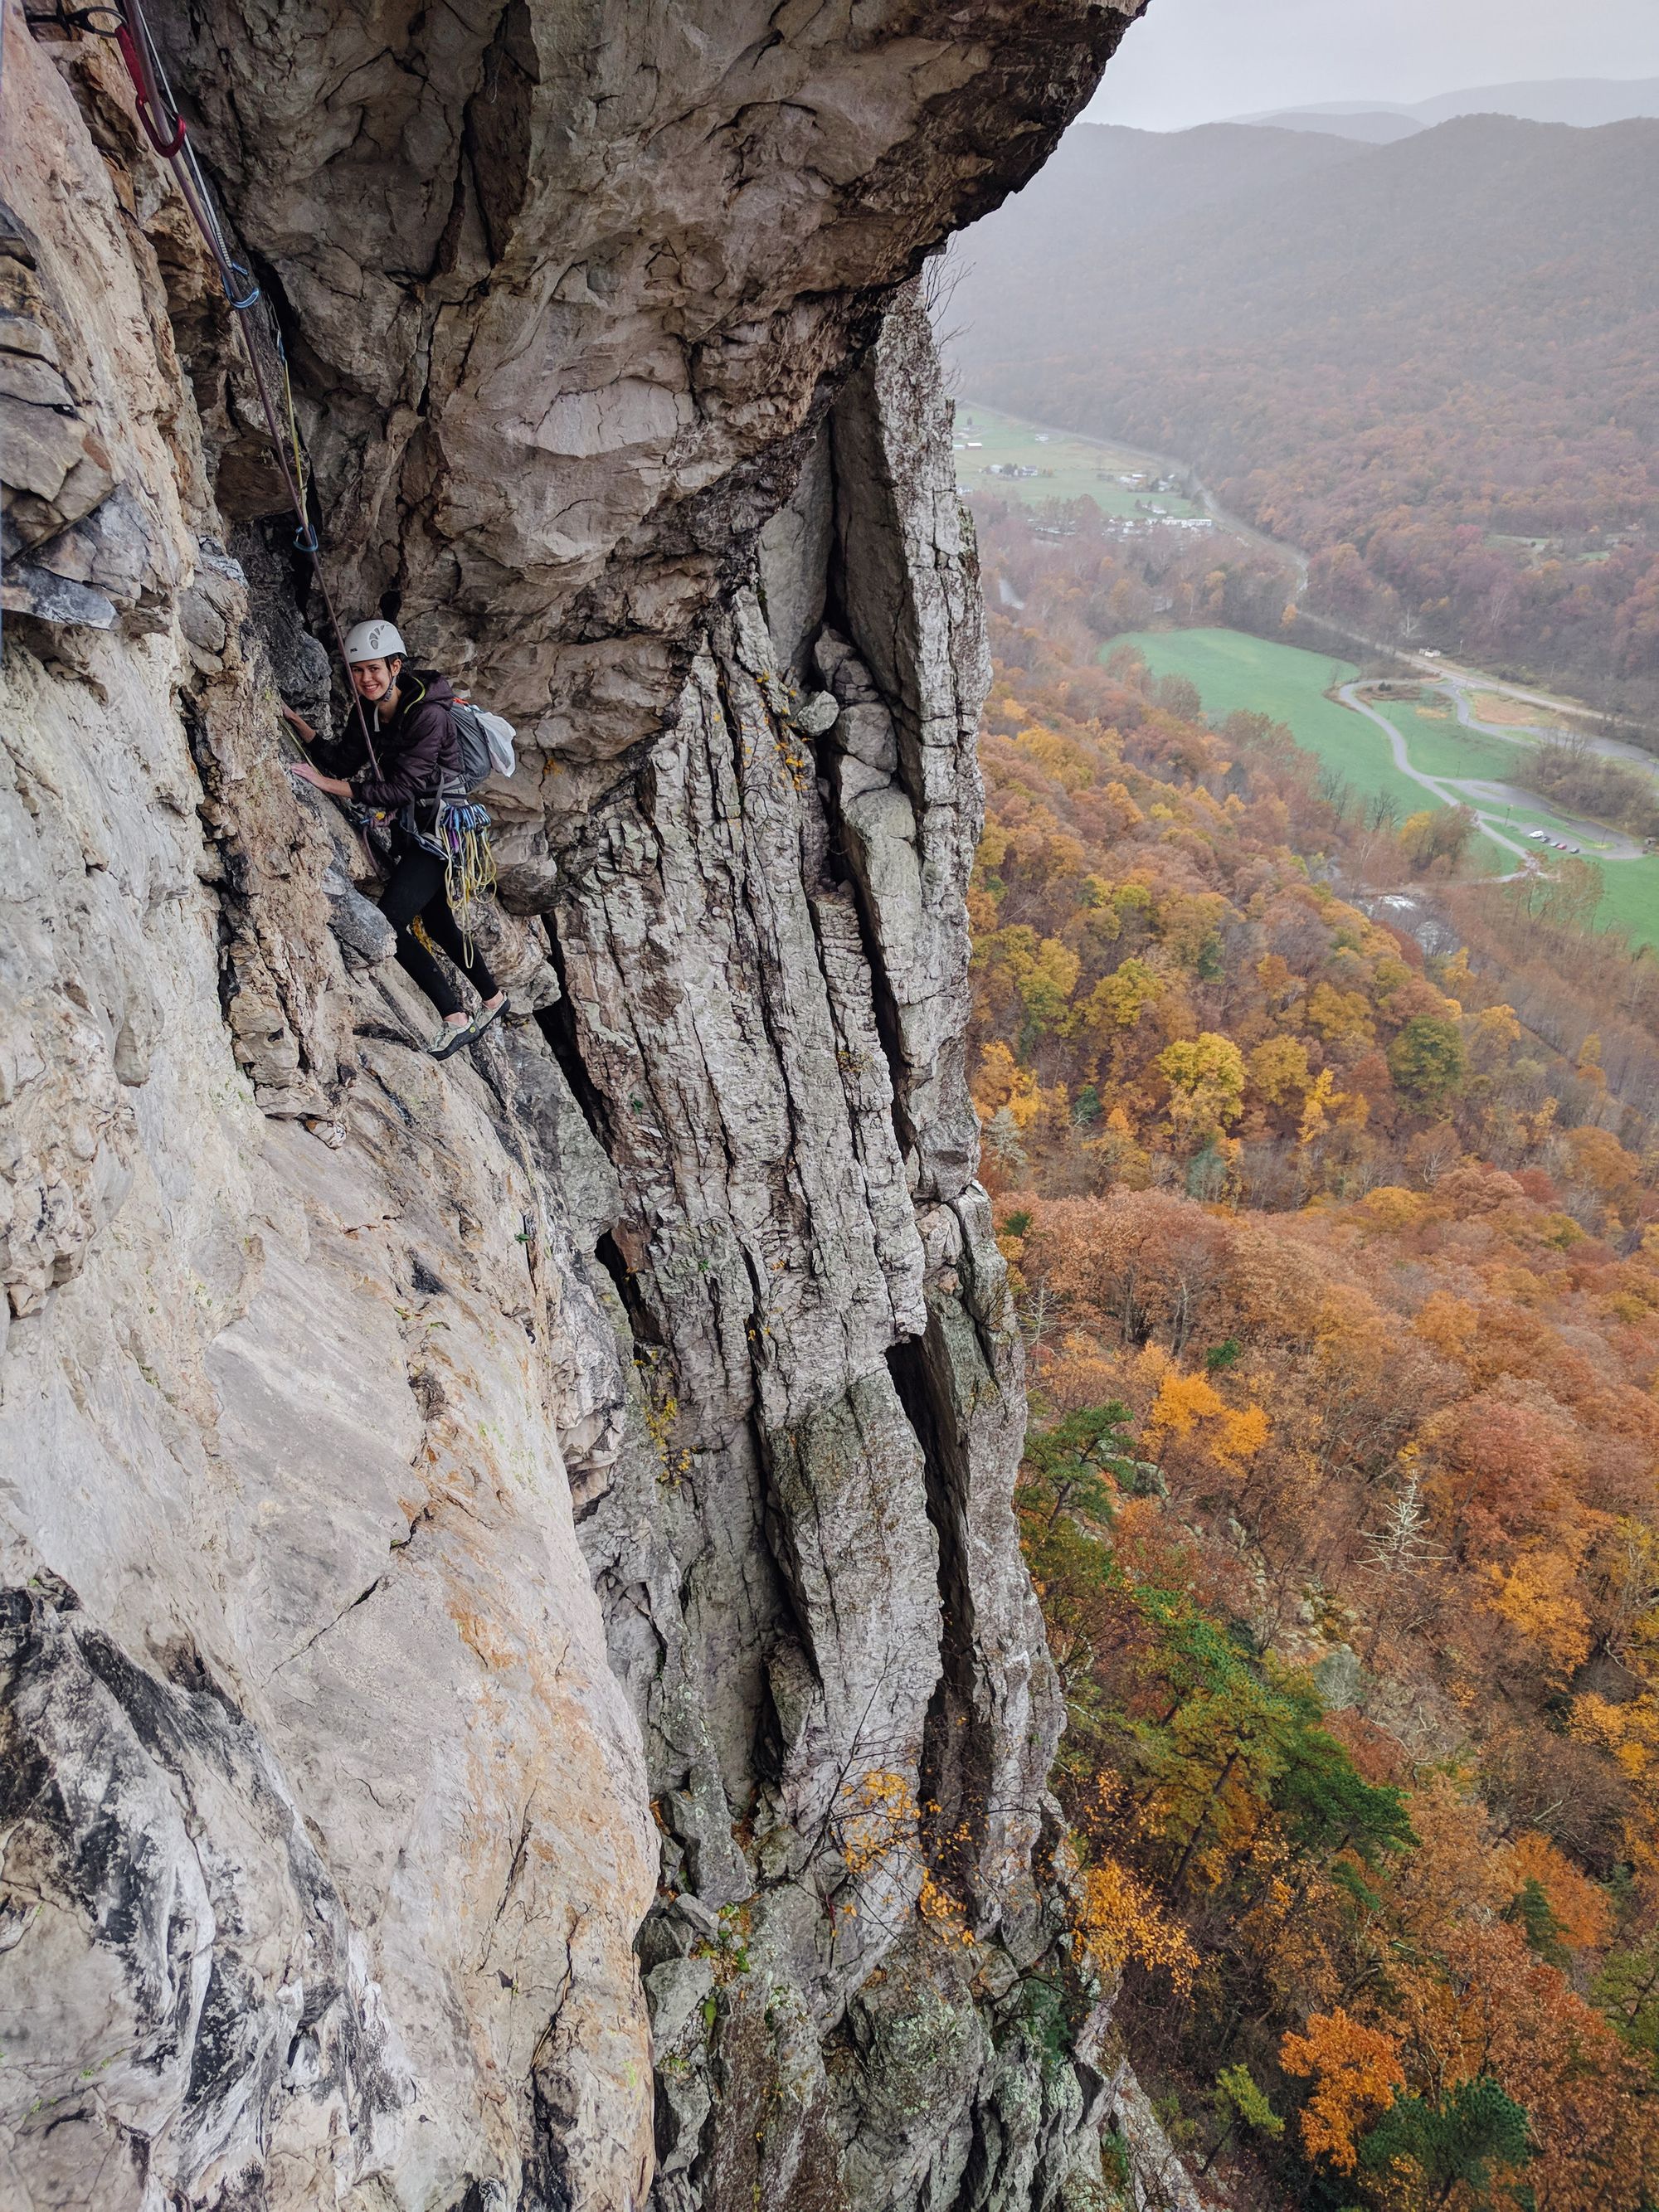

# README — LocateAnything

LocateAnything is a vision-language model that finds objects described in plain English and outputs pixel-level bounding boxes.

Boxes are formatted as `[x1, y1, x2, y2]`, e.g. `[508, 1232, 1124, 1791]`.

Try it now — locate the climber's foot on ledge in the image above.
[428, 994, 508, 1060]
[429, 1014, 474, 1060]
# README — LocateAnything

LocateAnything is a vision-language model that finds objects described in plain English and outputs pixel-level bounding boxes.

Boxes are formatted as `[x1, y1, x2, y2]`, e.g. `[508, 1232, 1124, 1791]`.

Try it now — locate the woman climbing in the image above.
[285, 620, 508, 1059]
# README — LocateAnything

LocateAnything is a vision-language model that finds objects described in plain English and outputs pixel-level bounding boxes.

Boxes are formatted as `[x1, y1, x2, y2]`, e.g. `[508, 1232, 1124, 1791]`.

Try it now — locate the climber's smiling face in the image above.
[351, 655, 401, 706]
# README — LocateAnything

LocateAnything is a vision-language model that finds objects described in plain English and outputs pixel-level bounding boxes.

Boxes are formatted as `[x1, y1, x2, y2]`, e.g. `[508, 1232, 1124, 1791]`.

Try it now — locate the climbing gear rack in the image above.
[439, 795, 498, 965]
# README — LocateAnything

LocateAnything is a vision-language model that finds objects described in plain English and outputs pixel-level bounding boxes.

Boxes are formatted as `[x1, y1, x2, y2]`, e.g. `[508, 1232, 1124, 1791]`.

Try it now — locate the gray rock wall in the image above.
[1, 3, 1150, 2207]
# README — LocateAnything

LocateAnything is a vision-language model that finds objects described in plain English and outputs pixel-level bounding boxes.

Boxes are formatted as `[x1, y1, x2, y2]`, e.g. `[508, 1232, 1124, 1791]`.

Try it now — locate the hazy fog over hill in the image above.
[1408, 71, 1659, 124]
[941, 119, 1362, 266]
[945, 112, 1659, 706]
[1241, 71, 1659, 137]
[1245, 107, 1422, 141]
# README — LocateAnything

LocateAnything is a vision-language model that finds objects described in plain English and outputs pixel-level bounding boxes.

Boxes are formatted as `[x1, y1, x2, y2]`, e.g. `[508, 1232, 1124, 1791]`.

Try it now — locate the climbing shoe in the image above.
[468, 998, 508, 1044]
[429, 1020, 475, 1061]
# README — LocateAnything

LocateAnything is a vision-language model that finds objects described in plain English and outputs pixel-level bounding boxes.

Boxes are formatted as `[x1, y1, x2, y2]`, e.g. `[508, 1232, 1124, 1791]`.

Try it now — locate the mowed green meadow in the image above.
[1103, 627, 1659, 944]
[1106, 628, 1430, 822]
[955, 403, 1204, 518]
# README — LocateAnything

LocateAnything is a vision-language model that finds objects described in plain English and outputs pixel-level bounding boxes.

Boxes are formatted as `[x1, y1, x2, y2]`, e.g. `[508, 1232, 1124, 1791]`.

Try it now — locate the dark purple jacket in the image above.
[326, 671, 460, 811]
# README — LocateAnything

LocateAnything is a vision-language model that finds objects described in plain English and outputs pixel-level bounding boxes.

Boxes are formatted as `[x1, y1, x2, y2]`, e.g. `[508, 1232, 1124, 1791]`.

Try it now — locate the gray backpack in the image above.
[448, 698, 517, 790]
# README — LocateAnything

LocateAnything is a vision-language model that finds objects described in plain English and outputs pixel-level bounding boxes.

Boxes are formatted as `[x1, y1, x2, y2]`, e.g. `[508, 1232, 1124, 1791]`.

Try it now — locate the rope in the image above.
[280, 352, 310, 524]
[109, 0, 382, 775]
[440, 795, 498, 964]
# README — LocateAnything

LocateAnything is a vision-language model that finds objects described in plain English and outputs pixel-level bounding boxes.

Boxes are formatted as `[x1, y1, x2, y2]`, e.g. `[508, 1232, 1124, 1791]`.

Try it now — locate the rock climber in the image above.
[284, 619, 507, 1059]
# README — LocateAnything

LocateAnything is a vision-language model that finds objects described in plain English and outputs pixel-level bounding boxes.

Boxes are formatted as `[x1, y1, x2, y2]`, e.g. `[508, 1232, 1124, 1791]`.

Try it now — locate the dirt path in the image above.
[1417, 655, 1647, 737]
[1442, 675, 1659, 780]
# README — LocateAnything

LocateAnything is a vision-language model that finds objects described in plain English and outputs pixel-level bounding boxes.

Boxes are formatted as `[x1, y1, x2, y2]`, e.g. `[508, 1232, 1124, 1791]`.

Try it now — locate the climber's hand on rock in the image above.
[279, 702, 316, 742]
[288, 759, 352, 798]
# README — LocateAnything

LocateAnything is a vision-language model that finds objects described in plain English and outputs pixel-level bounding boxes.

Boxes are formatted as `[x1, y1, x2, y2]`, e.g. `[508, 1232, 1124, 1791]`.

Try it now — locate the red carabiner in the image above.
[114, 20, 186, 157]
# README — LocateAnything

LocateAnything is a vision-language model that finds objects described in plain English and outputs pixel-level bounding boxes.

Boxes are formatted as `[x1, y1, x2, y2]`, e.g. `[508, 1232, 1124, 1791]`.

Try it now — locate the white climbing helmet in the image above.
[343, 618, 407, 664]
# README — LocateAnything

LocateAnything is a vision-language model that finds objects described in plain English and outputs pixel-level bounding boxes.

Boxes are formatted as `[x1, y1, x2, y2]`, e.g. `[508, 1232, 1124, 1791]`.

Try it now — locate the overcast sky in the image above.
[1087, 0, 1659, 131]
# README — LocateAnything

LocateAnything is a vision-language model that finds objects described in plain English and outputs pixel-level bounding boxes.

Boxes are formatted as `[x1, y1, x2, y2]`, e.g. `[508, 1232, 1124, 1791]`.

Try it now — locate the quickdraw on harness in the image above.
[99, 0, 382, 777]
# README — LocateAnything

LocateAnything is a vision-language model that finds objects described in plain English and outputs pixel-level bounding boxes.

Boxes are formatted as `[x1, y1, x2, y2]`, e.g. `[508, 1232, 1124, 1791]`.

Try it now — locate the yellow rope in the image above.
[281, 352, 309, 510]
[445, 823, 497, 965]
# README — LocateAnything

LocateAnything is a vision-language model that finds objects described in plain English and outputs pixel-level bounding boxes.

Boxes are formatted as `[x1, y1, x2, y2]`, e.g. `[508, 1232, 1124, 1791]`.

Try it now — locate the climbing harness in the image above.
[101, 0, 382, 773]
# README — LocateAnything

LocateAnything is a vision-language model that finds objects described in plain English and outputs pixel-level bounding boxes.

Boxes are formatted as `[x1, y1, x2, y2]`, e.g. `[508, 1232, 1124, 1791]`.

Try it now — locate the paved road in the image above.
[1442, 675, 1659, 783]
[1443, 684, 1558, 744]
[1337, 680, 1653, 867]
[1413, 654, 1645, 737]
[1336, 683, 1534, 863]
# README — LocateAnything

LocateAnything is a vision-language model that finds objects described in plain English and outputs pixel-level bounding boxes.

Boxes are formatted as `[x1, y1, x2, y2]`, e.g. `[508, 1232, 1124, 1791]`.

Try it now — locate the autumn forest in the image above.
[975, 554, 1659, 2206]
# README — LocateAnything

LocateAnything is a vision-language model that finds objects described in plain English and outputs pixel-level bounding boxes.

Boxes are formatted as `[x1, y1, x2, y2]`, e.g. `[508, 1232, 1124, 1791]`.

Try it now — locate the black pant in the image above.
[379, 845, 497, 1020]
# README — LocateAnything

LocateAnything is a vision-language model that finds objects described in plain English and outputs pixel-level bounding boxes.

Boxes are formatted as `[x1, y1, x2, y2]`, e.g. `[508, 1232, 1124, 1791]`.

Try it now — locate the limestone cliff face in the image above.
[1, 6, 1141, 2209]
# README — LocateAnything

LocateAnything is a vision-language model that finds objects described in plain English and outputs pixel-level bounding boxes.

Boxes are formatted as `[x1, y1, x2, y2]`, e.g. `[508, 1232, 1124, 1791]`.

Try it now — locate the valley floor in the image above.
[1111, 627, 1659, 948]
[954, 401, 1659, 946]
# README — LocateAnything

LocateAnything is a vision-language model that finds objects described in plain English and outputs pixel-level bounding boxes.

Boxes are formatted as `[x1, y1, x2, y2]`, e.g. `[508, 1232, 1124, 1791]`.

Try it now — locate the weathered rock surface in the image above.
[0, 2, 1162, 2208]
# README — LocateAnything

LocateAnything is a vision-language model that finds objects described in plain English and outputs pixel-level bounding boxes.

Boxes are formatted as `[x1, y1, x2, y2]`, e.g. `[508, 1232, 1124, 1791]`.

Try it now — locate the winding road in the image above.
[1336, 683, 1535, 863]
[1335, 676, 1651, 869]
[960, 400, 1659, 885]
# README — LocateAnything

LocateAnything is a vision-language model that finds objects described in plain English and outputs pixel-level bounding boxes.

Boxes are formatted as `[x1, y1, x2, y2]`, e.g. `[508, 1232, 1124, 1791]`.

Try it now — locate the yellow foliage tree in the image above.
[1073, 1852, 1197, 1991]
[974, 1041, 1043, 1132]
[1017, 936, 1082, 1033]
[1306, 981, 1375, 1048]
[1279, 2009, 1405, 2172]
[1297, 1067, 1347, 1147]
[1146, 1371, 1267, 1466]
[1102, 780, 1144, 829]
[1248, 1034, 1312, 1110]
[1156, 1033, 1247, 1149]
[1146, 1369, 1228, 1442]
[1076, 957, 1164, 1034]
[1483, 1549, 1593, 1684]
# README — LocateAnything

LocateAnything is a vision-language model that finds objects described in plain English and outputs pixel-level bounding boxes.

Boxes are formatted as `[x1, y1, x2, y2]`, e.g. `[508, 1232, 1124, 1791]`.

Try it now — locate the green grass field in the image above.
[1104, 625, 1659, 945]
[1371, 699, 1520, 785]
[1106, 629, 1423, 816]
[1587, 855, 1659, 948]
[955, 403, 1203, 518]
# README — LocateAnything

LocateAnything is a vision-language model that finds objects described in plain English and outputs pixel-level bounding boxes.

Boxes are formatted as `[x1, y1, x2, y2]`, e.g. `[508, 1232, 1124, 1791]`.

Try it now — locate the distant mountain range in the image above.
[1239, 74, 1659, 140]
[1246, 108, 1421, 144]
[944, 110, 1659, 707]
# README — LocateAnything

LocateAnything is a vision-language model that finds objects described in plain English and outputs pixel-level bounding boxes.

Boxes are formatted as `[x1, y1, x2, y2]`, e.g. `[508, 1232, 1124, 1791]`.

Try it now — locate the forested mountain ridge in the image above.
[1243, 74, 1659, 134]
[974, 586, 1659, 2207]
[948, 114, 1659, 709]
[946, 119, 1364, 266]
